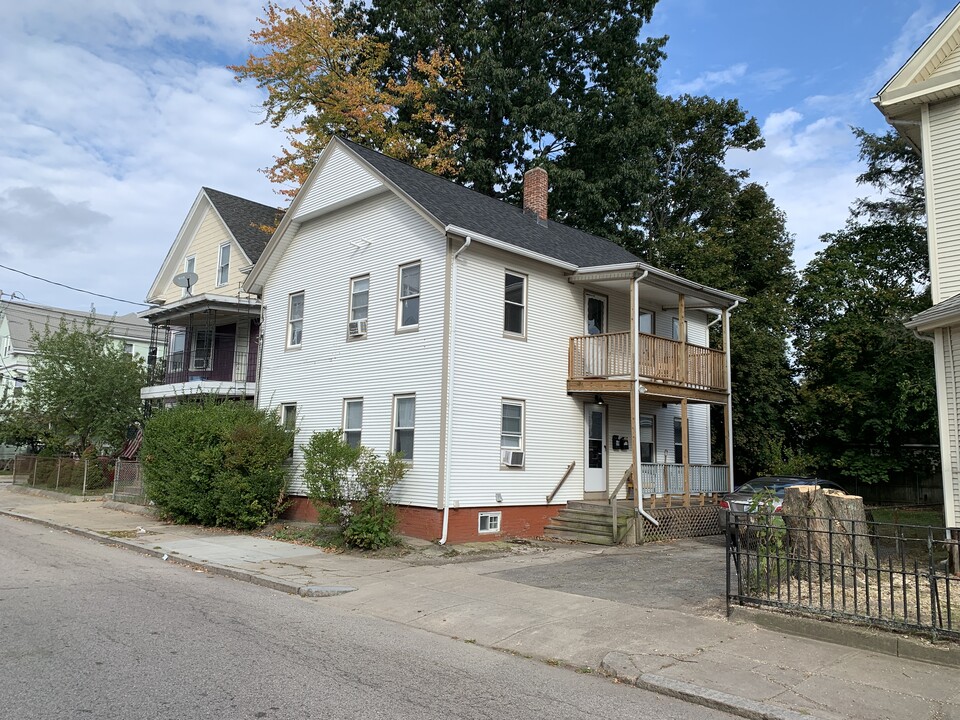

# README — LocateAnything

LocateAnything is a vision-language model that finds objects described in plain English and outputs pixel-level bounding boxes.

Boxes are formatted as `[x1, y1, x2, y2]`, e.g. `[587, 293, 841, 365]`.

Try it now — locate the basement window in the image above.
[478, 511, 501, 534]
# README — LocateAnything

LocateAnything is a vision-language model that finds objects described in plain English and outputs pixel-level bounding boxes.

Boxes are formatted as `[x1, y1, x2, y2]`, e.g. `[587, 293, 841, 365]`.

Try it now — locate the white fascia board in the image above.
[444, 224, 578, 271]
[576, 262, 746, 307]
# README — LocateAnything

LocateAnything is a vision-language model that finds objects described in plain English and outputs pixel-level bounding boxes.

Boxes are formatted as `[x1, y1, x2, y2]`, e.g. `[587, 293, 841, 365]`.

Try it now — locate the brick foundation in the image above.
[282, 496, 556, 543]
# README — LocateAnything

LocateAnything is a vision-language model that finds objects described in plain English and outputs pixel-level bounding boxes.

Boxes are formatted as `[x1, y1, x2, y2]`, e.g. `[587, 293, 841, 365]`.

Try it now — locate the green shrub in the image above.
[141, 401, 293, 530]
[302, 429, 406, 550]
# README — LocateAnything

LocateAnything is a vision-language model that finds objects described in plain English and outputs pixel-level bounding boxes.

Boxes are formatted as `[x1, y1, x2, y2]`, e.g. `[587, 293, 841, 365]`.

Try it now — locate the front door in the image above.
[584, 403, 607, 494]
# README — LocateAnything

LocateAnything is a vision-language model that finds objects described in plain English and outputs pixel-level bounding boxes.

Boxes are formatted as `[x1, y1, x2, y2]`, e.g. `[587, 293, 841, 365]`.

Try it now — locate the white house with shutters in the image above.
[245, 137, 743, 544]
[875, 4, 960, 536]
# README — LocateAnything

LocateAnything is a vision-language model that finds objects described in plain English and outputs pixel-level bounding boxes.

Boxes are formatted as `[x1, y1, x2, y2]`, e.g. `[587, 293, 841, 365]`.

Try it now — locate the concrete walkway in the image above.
[2, 484, 958, 720]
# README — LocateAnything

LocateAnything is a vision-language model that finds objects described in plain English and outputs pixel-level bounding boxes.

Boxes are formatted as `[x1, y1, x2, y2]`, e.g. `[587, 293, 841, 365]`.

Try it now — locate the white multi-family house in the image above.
[244, 138, 744, 544]
[0, 299, 156, 458]
[875, 4, 960, 538]
[140, 187, 281, 406]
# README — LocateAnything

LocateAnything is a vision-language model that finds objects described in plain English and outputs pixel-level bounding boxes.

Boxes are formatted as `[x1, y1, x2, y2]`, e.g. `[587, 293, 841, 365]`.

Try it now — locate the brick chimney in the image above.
[523, 167, 548, 221]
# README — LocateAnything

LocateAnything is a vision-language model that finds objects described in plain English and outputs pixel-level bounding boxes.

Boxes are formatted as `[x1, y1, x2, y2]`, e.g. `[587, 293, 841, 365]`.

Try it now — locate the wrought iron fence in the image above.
[11, 454, 114, 497]
[112, 459, 147, 504]
[726, 512, 959, 641]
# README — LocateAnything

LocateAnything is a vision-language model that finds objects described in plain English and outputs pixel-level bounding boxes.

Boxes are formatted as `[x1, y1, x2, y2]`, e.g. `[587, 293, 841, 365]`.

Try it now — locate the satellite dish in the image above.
[173, 272, 199, 296]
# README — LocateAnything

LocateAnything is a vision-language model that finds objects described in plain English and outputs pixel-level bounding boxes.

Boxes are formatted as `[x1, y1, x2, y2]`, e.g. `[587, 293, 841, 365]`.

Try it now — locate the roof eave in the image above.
[444, 224, 578, 271]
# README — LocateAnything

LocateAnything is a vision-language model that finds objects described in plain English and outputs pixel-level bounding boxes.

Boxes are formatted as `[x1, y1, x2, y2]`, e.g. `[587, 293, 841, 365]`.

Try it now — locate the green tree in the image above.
[14, 318, 147, 454]
[794, 129, 934, 485]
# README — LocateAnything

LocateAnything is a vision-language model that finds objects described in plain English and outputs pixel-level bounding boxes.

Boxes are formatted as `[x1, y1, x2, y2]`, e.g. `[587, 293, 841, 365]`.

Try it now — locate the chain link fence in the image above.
[112, 459, 147, 505]
[11, 455, 115, 497]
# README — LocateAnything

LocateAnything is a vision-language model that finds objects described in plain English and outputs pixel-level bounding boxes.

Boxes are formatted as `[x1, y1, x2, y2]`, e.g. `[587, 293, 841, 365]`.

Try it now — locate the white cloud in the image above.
[0, 2, 289, 311]
[671, 63, 748, 94]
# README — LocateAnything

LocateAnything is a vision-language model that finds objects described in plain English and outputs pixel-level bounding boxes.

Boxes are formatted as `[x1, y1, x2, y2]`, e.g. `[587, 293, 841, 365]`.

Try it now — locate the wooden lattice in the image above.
[640, 505, 720, 542]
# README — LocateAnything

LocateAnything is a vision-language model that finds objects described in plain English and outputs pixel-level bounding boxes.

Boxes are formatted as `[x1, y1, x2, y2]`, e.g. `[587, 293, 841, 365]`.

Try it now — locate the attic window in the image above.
[217, 243, 231, 286]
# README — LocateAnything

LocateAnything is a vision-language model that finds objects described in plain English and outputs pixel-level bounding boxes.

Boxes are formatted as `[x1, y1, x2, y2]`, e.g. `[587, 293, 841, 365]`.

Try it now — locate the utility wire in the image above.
[0, 262, 151, 308]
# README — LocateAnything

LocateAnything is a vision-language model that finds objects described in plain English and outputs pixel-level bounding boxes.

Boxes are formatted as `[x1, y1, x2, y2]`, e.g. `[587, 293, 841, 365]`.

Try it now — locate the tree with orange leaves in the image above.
[230, 0, 461, 198]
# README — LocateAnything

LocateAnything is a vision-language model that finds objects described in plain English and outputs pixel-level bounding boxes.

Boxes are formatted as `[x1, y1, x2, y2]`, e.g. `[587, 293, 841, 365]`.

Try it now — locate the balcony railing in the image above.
[569, 331, 727, 392]
[150, 347, 257, 387]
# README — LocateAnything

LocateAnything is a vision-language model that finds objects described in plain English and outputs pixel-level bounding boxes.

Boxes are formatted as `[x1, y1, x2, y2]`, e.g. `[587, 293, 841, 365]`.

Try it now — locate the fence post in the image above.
[12, 454, 18, 484]
[32, 456, 37, 487]
[82, 459, 88, 497]
[55, 457, 61, 490]
[113, 458, 121, 500]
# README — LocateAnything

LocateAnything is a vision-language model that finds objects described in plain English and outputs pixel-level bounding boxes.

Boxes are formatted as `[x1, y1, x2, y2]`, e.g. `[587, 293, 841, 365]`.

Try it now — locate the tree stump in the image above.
[782, 486, 871, 570]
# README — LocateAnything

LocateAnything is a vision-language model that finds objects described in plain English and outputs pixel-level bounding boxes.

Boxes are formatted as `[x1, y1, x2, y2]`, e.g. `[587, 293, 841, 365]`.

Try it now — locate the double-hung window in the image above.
[191, 329, 214, 371]
[393, 395, 416, 460]
[639, 414, 655, 463]
[350, 276, 369, 322]
[287, 292, 304, 348]
[281, 403, 297, 432]
[398, 262, 420, 329]
[500, 400, 524, 451]
[217, 243, 231, 286]
[504, 271, 526, 336]
[343, 399, 363, 448]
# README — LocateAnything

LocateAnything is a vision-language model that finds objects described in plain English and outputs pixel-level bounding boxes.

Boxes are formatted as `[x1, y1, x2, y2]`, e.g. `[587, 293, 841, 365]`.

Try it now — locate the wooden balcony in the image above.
[568, 332, 727, 403]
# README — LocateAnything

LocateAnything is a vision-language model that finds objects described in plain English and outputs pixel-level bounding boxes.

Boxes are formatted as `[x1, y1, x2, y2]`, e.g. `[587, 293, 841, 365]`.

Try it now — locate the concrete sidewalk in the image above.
[2, 484, 958, 720]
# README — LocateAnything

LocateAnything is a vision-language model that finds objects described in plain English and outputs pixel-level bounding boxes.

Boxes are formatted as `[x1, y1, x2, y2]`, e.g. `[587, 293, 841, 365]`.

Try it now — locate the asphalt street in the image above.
[0, 515, 734, 720]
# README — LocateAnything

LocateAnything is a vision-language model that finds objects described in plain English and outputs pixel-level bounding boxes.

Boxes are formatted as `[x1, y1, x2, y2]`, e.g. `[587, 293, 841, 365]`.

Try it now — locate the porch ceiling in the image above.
[140, 293, 260, 326]
[569, 264, 744, 311]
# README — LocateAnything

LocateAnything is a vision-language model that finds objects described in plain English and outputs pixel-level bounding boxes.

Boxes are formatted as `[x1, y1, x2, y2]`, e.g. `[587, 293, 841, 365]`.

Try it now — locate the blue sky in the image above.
[1, 0, 956, 315]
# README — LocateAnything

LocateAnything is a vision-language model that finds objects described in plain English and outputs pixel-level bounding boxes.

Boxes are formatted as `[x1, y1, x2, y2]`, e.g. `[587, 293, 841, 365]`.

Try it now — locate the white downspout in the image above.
[440, 236, 472, 545]
[632, 271, 658, 528]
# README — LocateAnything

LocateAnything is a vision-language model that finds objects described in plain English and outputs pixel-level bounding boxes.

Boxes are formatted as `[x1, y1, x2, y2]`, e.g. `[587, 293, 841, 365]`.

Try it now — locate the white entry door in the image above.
[584, 403, 607, 493]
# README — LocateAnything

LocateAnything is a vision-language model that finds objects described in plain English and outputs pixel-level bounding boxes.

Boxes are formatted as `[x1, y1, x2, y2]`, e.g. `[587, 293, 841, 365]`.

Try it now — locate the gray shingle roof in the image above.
[340, 139, 640, 268]
[203, 188, 283, 264]
[905, 293, 960, 330]
[1, 301, 152, 353]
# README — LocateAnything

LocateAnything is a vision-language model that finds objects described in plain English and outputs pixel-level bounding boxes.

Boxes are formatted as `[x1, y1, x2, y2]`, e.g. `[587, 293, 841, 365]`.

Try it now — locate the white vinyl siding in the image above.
[293, 142, 384, 219]
[929, 98, 960, 301]
[940, 327, 960, 526]
[257, 191, 445, 504]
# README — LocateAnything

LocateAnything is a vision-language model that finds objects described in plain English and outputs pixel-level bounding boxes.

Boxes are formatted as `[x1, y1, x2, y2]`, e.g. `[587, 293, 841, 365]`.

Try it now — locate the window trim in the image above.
[396, 261, 421, 331]
[343, 398, 363, 449]
[216, 243, 231, 287]
[503, 270, 527, 338]
[478, 511, 502, 534]
[639, 413, 655, 463]
[638, 308, 655, 336]
[287, 291, 304, 349]
[392, 394, 416, 462]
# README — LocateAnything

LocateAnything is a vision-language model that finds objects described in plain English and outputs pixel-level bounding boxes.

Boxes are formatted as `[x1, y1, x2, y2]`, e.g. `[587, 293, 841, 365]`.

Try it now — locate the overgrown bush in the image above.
[141, 401, 293, 530]
[302, 429, 407, 550]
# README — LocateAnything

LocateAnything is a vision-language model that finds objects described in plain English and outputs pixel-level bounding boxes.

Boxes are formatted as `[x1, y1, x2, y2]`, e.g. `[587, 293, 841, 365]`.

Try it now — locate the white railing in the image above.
[639, 463, 728, 496]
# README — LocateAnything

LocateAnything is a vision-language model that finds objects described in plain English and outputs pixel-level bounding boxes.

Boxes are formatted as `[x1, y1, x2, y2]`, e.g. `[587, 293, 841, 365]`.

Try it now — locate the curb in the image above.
[599, 652, 828, 720]
[729, 606, 960, 669]
[0, 508, 305, 596]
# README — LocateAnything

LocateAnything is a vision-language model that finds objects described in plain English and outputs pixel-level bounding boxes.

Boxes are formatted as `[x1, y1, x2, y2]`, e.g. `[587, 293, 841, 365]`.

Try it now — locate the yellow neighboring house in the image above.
[139, 187, 281, 406]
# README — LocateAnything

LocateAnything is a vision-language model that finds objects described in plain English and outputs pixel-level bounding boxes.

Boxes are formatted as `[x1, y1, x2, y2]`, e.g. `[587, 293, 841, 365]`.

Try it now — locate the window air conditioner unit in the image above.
[348, 319, 367, 337]
[501, 449, 524, 467]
